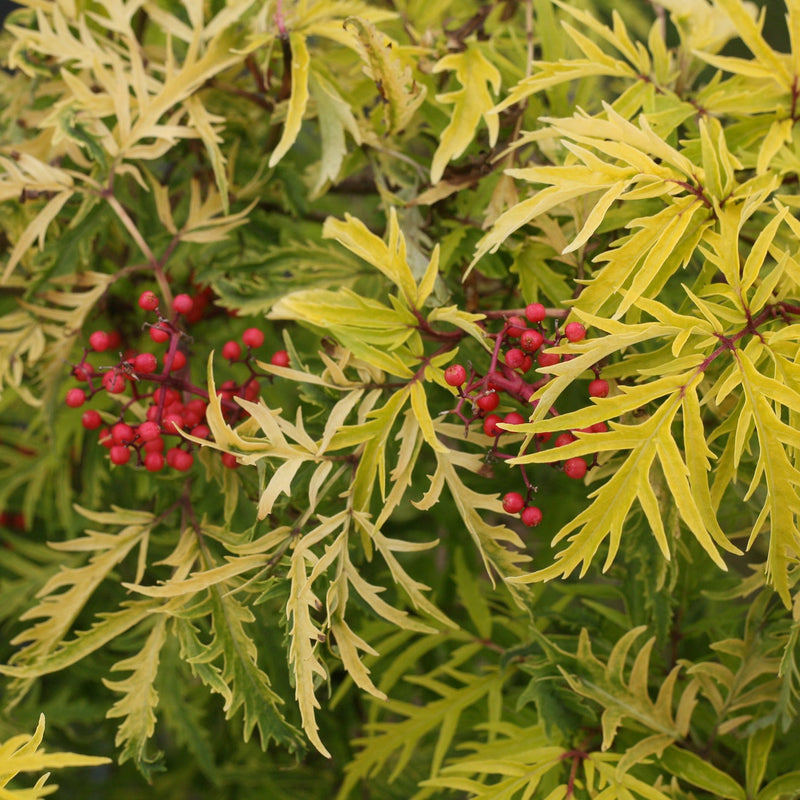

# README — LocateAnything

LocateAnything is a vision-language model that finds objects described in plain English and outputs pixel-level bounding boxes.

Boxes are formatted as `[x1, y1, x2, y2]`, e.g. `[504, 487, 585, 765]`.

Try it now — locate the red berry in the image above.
[111, 422, 135, 445]
[137, 421, 161, 442]
[538, 351, 561, 368]
[505, 315, 527, 338]
[65, 388, 86, 408]
[163, 413, 184, 434]
[525, 303, 546, 323]
[554, 432, 575, 448]
[144, 436, 165, 453]
[89, 330, 111, 352]
[591, 421, 608, 433]
[564, 322, 586, 343]
[270, 349, 290, 368]
[242, 328, 264, 348]
[107, 331, 122, 350]
[73, 362, 94, 381]
[564, 457, 587, 480]
[133, 352, 158, 374]
[81, 409, 102, 430]
[168, 448, 194, 471]
[172, 294, 194, 315]
[536, 431, 552, 444]
[221, 452, 238, 469]
[502, 491, 525, 514]
[520, 329, 544, 352]
[520, 355, 533, 373]
[222, 340, 242, 361]
[149, 325, 170, 344]
[476, 391, 500, 413]
[98, 428, 113, 448]
[109, 445, 131, 465]
[103, 371, 126, 394]
[521, 506, 543, 527]
[505, 348, 525, 369]
[138, 290, 159, 311]
[444, 364, 467, 387]
[589, 379, 609, 398]
[243, 379, 260, 402]
[190, 424, 210, 440]
[483, 414, 503, 437]
[144, 452, 165, 472]
[503, 411, 525, 427]
[166, 350, 187, 371]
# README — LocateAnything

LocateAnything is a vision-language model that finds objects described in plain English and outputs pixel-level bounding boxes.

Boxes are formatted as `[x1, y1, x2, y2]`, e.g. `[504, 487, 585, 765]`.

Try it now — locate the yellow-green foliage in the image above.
[2, 0, 800, 798]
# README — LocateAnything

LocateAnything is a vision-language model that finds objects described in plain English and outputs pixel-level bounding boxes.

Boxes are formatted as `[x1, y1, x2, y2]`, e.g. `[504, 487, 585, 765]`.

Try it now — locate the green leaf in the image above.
[659, 746, 746, 800]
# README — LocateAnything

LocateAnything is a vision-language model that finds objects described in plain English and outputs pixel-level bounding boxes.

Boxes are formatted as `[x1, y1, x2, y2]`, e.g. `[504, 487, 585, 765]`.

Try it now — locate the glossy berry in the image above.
[172, 294, 194, 315]
[483, 414, 503, 437]
[242, 328, 264, 348]
[89, 330, 111, 352]
[73, 362, 94, 381]
[444, 364, 467, 387]
[525, 303, 546, 323]
[138, 290, 159, 311]
[107, 331, 122, 350]
[144, 452, 165, 472]
[144, 437, 165, 453]
[505, 348, 525, 369]
[476, 391, 500, 413]
[222, 340, 242, 361]
[111, 422, 135, 445]
[505, 315, 527, 338]
[133, 352, 158, 374]
[564, 322, 586, 343]
[521, 506, 543, 527]
[502, 491, 525, 514]
[65, 388, 86, 408]
[591, 421, 608, 433]
[162, 413, 184, 434]
[81, 409, 103, 430]
[149, 325, 170, 344]
[503, 411, 525, 427]
[589, 378, 609, 398]
[109, 445, 131, 465]
[137, 421, 161, 442]
[271, 350, 290, 368]
[520, 329, 544, 353]
[190, 424, 211, 440]
[521, 355, 533, 373]
[538, 351, 561, 368]
[102, 371, 126, 394]
[564, 457, 587, 480]
[554, 432, 576, 448]
[168, 448, 194, 472]
[98, 428, 113, 448]
[165, 350, 187, 371]
[221, 452, 239, 469]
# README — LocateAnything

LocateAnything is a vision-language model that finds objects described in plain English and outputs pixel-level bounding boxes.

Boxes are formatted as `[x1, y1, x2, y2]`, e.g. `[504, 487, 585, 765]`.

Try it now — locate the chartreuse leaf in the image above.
[102, 617, 168, 778]
[512, 373, 734, 580]
[735, 347, 800, 606]
[343, 16, 425, 134]
[269, 32, 310, 168]
[0, 714, 109, 799]
[430, 44, 500, 184]
[757, 772, 800, 800]
[558, 628, 698, 752]
[659, 747, 745, 799]
[337, 665, 505, 796]
[3, 506, 155, 676]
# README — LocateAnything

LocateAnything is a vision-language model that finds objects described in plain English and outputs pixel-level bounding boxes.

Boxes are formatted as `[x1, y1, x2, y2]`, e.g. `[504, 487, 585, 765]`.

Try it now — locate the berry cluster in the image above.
[65, 289, 288, 472]
[443, 304, 612, 528]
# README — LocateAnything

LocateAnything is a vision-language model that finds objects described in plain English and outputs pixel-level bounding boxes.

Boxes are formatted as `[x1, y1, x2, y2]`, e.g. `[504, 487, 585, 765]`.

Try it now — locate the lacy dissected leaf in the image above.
[337, 664, 506, 797]
[2, 506, 156, 678]
[175, 587, 303, 753]
[102, 617, 168, 779]
[0, 714, 109, 800]
[343, 17, 426, 134]
[269, 32, 311, 168]
[430, 44, 500, 184]
[556, 627, 699, 752]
